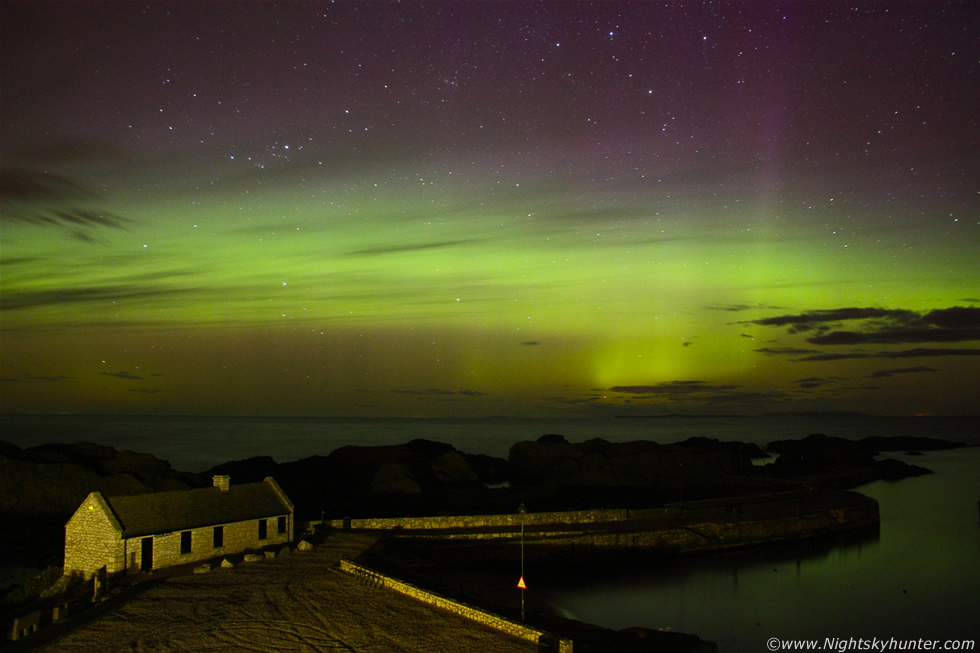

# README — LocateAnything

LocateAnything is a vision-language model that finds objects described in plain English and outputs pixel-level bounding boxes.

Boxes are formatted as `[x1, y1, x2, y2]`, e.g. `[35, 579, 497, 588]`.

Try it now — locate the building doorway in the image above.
[141, 537, 153, 572]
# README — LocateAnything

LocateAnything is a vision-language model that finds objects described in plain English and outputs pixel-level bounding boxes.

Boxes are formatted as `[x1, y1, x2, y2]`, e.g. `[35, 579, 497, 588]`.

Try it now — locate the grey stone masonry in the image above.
[64, 477, 294, 579]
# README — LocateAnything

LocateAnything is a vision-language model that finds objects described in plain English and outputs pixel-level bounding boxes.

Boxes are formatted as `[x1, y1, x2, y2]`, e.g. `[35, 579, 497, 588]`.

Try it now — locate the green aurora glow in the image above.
[1, 2, 977, 417]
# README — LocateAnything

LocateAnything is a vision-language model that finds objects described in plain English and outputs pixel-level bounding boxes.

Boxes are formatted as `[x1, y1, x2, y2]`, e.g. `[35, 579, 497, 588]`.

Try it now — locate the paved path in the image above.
[34, 533, 538, 652]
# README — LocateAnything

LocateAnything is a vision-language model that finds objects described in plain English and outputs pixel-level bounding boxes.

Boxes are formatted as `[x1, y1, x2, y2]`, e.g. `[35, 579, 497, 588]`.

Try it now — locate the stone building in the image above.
[64, 475, 294, 579]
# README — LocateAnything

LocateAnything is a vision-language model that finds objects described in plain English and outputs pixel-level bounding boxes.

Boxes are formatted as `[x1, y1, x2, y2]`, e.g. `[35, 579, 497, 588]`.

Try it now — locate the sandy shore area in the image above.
[29, 532, 538, 652]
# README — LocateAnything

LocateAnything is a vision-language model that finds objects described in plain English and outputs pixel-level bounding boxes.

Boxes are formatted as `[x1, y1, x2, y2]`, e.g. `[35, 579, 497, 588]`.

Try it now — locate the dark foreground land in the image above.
[0, 431, 968, 651]
[11, 532, 541, 653]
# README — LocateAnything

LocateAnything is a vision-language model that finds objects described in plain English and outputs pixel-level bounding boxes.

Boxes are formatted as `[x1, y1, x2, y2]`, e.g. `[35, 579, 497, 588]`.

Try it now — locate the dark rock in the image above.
[0, 456, 151, 515]
[538, 433, 568, 445]
[672, 436, 769, 460]
[21, 441, 118, 465]
[509, 437, 740, 489]
[268, 441, 488, 518]
[404, 439, 456, 458]
[860, 436, 968, 452]
[767, 434, 877, 472]
[765, 434, 935, 485]
[207, 456, 280, 483]
[100, 449, 172, 475]
[430, 450, 479, 485]
[464, 453, 510, 484]
[68, 441, 118, 460]
[0, 441, 22, 458]
[370, 462, 424, 494]
[875, 458, 932, 481]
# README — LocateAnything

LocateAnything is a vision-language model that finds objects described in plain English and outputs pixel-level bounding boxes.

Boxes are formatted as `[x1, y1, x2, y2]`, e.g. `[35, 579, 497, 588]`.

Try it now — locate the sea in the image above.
[2, 413, 978, 649]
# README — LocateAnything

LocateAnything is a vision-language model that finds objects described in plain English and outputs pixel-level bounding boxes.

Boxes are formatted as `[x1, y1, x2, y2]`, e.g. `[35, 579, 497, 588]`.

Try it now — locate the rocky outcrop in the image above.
[0, 442, 192, 516]
[431, 450, 480, 485]
[765, 433, 932, 486]
[0, 456, 150, 515]
[463, 453, 510, 484]
[860, 435, 969, 452]
[508, 435, 744, 489]
[206, 439, 507, 519]
[371, 462, 425, 494]
[671, 436, 769, 461]
[99, 449, 172, 475]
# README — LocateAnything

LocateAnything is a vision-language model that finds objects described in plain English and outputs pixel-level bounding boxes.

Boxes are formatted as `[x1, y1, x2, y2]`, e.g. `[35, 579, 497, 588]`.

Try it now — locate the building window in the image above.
[277, 516, 287, 534]
[213, 525, 223, 548]
[258, 519, 267, 540]
[181, 530, 192, 555]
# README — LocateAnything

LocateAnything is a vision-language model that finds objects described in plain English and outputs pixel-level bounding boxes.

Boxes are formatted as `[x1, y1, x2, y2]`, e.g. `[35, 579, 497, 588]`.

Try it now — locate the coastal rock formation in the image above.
[508, 435, 746, 488]
[207, 439, 503, 518]
[860, 435, 969, 452]
[0, 442, 177, 515]
[371, 462, 425, 494]
[765, 433, 932, 486]
[0, 441, 197, 571]
[671, 436, 769, 463]
[0, 441, 189, 508]
[430, 450, 480, 485]
[0, 457, 150, 515]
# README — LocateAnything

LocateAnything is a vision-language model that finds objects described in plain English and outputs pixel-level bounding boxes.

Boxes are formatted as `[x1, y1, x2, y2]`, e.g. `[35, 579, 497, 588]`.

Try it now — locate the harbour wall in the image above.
[323, 489, 880, 554]
[338, 559, 572, 652]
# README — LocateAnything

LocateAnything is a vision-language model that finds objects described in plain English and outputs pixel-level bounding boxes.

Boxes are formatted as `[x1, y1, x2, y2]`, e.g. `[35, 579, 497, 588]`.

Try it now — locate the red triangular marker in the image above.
[517, 576, 527, 590]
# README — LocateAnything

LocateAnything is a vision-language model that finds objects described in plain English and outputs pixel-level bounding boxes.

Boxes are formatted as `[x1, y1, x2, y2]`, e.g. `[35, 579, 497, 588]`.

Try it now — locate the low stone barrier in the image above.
[321, 491, 873, 538]
[338, 559, 572, 652]
[325, 508, 631, 531]
[9, 610, 40, 641]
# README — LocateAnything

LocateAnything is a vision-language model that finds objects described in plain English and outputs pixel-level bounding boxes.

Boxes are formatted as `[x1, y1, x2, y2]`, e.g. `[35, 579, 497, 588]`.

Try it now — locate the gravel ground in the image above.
[32, 532, 538, 652]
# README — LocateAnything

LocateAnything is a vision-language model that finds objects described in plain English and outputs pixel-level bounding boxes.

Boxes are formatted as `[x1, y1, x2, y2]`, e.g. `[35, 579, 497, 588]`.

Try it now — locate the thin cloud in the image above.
[391, 388, 486, 397]
[348, 239, 479, 257]
[0, 168, 93, 202]
[609, 381, 738, 395]
[1, 373, 71, 383]
[546, 395, 602, 405]
[101, 371, 143, 380]
[707, 303, 783, 313]
[794, 376, 846, 389]
[746, 306, 980, 345]
[745, 307, 921, 334]
[798, 348, 980, 362]
[0, 167, 132, 232]
[755, 347, 821, 356]
[0, 282, 201, 311]
[866, 366, 936, 379]
[608, 381, 793, 407]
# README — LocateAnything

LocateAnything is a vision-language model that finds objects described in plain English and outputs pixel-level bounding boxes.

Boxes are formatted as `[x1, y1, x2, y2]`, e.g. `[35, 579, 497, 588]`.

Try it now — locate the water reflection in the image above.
[541, 448, 980, 650]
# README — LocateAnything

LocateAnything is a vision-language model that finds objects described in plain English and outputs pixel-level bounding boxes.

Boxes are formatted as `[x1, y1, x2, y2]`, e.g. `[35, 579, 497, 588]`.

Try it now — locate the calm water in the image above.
[541, 447, 980, 649]
[1, 414, 977, 646]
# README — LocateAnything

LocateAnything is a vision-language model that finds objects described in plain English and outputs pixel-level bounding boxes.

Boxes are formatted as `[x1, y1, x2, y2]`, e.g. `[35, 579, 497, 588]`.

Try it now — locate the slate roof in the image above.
[103, 477, 292, 538]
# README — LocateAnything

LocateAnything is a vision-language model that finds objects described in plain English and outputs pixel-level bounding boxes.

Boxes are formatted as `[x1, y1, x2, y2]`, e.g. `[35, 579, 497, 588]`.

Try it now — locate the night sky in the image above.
[1, 1, 977, 418]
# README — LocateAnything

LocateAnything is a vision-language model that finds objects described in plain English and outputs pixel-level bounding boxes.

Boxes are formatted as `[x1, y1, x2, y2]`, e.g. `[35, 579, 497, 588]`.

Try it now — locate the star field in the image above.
[1, 1, 977, 417]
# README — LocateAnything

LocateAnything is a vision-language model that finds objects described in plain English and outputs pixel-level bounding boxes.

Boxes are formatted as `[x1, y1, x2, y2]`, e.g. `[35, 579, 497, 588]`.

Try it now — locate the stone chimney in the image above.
[213, 475, 231, 492]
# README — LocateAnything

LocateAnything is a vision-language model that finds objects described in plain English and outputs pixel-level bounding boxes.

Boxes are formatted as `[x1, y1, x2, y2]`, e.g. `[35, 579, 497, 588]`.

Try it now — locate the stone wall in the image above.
[65, 491, 293, 579]
[321, 491, 879, 558]
[512, 502, 880, 554]
[325, 507, 632, 531]
[126, 515, 291, 573]
[339, 560, 572, 652]
[64, 493, 126, 579]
